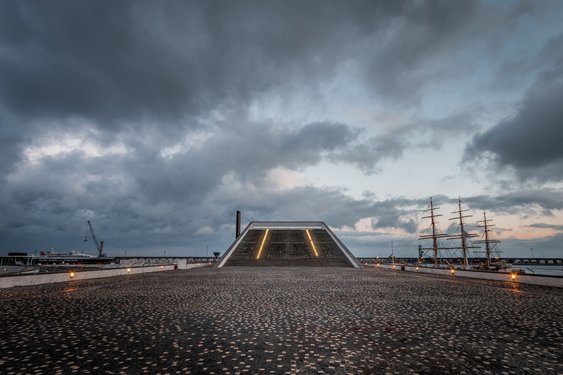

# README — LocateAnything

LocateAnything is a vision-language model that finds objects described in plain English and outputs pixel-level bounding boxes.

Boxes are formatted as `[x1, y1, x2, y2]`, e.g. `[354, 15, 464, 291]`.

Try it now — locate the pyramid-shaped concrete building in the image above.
[218, 221, 361, 268]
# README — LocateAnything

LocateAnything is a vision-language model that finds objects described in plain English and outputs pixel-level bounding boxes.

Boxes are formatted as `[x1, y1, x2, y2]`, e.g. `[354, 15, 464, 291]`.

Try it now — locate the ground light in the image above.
[68, 271, 76, 279]
[256, 228, 269, 259]
[450, 268, 455, 275]
[416, 266, 419, 271]
[127, 268, 131, 273]
[305, 229, 319, 257]
[511, 272, 518, 281]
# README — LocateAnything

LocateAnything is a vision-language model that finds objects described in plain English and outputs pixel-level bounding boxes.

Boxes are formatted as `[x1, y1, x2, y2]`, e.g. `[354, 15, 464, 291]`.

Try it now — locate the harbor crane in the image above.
[87, 220, 105, 257]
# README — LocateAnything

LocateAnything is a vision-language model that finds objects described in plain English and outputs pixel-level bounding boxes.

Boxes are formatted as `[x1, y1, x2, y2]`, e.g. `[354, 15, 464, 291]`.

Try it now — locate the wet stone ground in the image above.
[1, 267, 562, 374]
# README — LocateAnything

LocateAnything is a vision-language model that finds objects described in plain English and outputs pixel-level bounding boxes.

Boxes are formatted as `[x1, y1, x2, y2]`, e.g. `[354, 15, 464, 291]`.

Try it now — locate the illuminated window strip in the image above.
[256, 228, 269, 259]
[305, 229, 319, 257]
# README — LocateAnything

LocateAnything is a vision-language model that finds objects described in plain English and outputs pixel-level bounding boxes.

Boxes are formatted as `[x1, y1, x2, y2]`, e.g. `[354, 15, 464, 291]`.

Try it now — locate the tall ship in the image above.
[418, 197, 506, 270]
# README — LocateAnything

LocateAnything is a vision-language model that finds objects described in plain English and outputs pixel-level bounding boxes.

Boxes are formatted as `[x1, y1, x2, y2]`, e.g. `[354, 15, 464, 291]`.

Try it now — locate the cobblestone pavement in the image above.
[1, 267, 562, 374]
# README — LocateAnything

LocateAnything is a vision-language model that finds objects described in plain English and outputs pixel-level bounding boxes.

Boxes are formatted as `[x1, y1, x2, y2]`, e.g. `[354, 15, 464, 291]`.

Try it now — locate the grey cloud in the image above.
[0, 116, 26, 176]
[466, 77, 563, 181]
[526, 223, 563, 231]
[465, 34, 563, 181]
[130, 120, 359, 203]
[364, 1, 481, 102]
[398, 191, 563, 229]
[495, 233, 563, 258]
[370, 201, 418, 234]
[0, 0, 539, 127]
[1, 0, 561, 256]
[464, 190, 563, 214]
[330, 133, 406, 174]
[3, 151, 559, 256]
[0, 0, 404, 186]
[0, 1, 372, 126]
[361, 0, 542, 104]
[6, 119, 358, 202]
[225, 190, 561, 257]
[213, 187, 422, 237]
[491, 31, 563, 91]
[337, 234, 421, 258]
[415, 110, 482, 146]
[330, 109, 480, 174]
[0, 0, 544, 178]
[2, 162, 424, 254]
[1, 119, 360, 253]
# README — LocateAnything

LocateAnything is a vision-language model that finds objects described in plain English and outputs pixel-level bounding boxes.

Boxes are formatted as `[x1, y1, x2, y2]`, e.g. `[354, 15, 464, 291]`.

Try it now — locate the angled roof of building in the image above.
[218, 221, 360, 268]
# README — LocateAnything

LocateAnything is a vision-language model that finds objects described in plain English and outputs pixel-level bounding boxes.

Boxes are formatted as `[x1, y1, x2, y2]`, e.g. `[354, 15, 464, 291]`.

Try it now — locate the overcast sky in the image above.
[1, 0, 562, 258]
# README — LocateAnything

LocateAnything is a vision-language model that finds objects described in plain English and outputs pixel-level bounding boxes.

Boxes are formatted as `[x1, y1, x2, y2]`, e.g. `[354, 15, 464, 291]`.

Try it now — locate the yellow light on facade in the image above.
[256, 229, 269, 259]
[511, 273, 517, 281]
[305, 229, 319, 257]
[450, 269, 455, 275]
[69, 271, 75, 279]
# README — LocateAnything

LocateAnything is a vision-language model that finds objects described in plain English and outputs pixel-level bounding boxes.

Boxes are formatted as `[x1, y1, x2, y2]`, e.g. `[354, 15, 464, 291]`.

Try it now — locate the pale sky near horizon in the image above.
[1, 0, 562, 258]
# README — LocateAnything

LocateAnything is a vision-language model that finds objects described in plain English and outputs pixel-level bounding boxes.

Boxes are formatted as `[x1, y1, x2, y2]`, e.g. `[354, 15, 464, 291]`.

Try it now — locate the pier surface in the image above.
[1, 268, 562, 374]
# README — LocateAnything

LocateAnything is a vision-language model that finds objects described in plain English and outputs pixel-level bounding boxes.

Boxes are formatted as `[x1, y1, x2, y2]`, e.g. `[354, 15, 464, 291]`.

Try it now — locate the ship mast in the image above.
[447, 197, 478, 269]
[474, 211, 500, 268]
[419, 197, 449, 265]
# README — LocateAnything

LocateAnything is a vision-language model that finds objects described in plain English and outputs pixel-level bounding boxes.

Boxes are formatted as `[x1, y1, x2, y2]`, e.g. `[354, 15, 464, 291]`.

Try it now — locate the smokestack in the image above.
[236, 210, 241, 239]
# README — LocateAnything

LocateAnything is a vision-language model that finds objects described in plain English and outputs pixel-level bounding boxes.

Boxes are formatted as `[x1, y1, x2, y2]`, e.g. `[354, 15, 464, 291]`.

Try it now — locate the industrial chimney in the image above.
[236, 210, 241, 239]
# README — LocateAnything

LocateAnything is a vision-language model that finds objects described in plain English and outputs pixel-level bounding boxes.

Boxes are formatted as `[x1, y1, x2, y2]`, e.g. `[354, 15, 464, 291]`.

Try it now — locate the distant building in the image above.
[218, 221, 360, 268]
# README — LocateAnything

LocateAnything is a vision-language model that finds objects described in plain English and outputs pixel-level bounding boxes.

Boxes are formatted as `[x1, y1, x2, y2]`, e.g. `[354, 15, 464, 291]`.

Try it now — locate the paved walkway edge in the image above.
[374, 264, 563, 288]
[0, 264, 208, 289]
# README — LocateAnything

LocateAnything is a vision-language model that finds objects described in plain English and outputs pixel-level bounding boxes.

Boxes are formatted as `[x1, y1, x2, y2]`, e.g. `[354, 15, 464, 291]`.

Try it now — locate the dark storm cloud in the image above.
[330, 109, 480, 174]
[364, 1, 482, 102]
[7, 120, 358, 201]
[526, 223, 563, 231]
[212, 187, 422, 239]
[1, 177, 420, 254]
[464, 189, 563, 214]
[218, 186, 376, 227]
[0, 0, 538, 125]
[0, 0, 558, 255]
[0, 0, 368, 125]
[466, 78, 563, 181]
[369, 200, 418, 234]
[0, 0, 541, 172]
[130, 120, 359, 203]
[0, 119, 361, 252]
[330, 132, 406, 174]
[361, 0, 542, 103]
[0, 115, 26, 176]
[465, 34, 563, 181]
